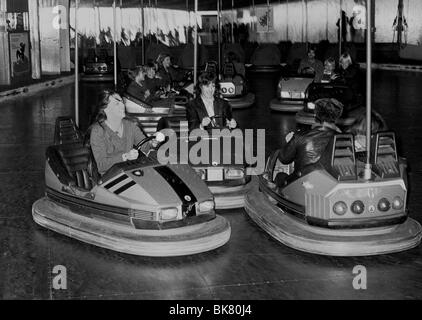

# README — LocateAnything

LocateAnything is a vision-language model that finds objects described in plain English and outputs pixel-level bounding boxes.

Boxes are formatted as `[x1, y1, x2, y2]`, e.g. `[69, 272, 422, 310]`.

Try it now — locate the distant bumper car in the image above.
[270, 69, 315, 112]
[219, 62, 255, 109]
[245, 132, 421, 256]
[82, 49, 114, 82]
[246, 44, 282, 74]
[296, 83, 361, 127]
[32, 117, 231, 257]
[123, 91, 188, 136]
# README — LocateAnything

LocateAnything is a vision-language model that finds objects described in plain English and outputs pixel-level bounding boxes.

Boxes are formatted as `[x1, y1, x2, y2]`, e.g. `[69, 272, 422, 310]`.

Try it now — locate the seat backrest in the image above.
[223, 62, 236, 78]
[56, 142, 94, 190]
[54, 117, 83, 145]
[371, 131, 400, 178]
[321, 134, 357, 181]
[52, 117, 98, 190]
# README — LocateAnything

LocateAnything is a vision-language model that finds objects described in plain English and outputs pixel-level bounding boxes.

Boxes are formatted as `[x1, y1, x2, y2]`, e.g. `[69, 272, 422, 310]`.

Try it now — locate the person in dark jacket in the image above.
[156, 53, 182, 90]
[186, 72, 237, 131]
[126, 67, 150, 102]
[338, 53, 360, 93]
[275, 98, 343, 187]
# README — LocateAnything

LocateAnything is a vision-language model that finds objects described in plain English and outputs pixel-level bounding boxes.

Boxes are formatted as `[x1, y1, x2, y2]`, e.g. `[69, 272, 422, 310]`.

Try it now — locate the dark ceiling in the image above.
[79, 0, 289, 11]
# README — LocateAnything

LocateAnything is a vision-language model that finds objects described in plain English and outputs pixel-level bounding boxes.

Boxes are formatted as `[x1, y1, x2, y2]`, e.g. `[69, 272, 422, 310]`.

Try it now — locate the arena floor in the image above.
[1, 70, 422, 299]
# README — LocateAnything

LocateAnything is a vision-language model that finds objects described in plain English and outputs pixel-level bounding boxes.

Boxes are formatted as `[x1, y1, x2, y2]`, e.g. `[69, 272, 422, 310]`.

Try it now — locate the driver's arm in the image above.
[279, 135, 298, 165]
[131, 121, 150, 154]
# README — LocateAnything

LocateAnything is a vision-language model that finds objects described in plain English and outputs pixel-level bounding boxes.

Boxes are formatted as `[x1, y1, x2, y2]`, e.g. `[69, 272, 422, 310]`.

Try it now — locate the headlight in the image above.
[351, 200, 365, 215]
[228, 87, 235, 94]
[392, 196, 404, 210]
[198, 200, 214, 213]
[378, 198, 391, 212]
[280, 91, 290, 98]
[333, 201, 347, 216]
[222, 87, 227, 93]
[307, 102, 315, 110]
[224, 168, 245, 179]
[159, 207, 179, 221]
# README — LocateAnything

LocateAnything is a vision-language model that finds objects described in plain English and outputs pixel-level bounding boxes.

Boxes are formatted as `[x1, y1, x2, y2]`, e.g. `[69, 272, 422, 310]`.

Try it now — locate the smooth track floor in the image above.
[1, 70, 422, 299]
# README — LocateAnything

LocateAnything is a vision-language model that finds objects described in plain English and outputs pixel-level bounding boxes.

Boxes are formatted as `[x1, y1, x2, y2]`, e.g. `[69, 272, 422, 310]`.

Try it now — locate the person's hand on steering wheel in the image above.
[226, 118, 237, 129]
[122, 149, 139, 162]
[201, 117, 212, 129]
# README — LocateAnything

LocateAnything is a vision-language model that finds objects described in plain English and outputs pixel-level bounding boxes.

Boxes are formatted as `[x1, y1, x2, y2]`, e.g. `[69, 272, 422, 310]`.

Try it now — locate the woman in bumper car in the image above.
[275, 98, 343, 187]
[186, 72, 237, 131]
[298, 46, 324, 81]
[126, 67, 152, 102]
[90, 90, 157, 175]
[156, 53, 181, 91]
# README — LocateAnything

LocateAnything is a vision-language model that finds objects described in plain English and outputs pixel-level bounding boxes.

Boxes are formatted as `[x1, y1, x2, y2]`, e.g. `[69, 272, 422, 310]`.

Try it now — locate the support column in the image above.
[28, 0, 41, 79]
[0, 0, 11, 85]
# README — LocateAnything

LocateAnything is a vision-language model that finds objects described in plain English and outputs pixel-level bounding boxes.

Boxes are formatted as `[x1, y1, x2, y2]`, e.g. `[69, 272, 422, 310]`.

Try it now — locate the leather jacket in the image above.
[279, 122, 341, 176]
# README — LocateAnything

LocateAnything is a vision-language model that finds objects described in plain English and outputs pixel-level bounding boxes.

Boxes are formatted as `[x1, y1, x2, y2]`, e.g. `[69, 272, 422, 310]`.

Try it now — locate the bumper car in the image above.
[245, 131, 421, 256]
[32, 117, 231, 257]
[296, 83, 361, 127]
[82, 49, 114, 82]
[219, 62, 255, 110]
[270, 68, 315, 112]
[171, 120, 253, 210]
[246, 44, 282, 74]
[124, 90, 189, 136]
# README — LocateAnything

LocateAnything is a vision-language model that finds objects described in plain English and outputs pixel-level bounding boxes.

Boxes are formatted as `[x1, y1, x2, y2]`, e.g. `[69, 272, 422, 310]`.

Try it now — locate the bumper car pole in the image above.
[113, 0, 118, 90]
[141, 0, 145, 65]
[193, 0, 198, 93]
[75, 0, 79, 127]
[364, 0, 372, 180]
[217, 0, 221, 74]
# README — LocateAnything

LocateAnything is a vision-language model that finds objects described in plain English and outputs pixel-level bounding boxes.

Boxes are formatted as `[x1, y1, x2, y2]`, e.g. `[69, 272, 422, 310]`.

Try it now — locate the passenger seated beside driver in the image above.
[90, 90, 156, 175]
[320, 57, 339, 83]
[186, 72, 237, 131]
[126, 67, 151, 102]
[144, 63, 161, 96]
[346, 109, 388, 153]
[275, 98, 343, 187]
[297, 46, 323, 82]
[338, 53, 360, 93]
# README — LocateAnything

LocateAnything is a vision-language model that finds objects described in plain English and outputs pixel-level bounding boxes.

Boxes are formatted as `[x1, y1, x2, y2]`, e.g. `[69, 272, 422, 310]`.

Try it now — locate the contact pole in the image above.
[141, 0, 145, 64]
[75, 0, 79, 126]
[339, 0, 343, 58]
[364, 0, 372, 180]
[217, 0, 221, 72]
[113, 0, 118, 90]
[193, 0, 198, 93]
[231, 0, 235, 43]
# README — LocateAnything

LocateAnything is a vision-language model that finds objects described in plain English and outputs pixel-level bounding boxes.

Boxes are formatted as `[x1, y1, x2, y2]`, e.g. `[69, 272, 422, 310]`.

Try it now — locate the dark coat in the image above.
[126, 81, 148, 101]
[186, 96, 233, 131]
[279, 123, 341, 176]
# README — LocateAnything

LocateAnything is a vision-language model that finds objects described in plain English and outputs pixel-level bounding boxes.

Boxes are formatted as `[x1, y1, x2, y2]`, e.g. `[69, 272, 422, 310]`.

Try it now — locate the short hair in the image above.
[339, 53, 353, 65]
[145, 62, 156, 70]
[347, 109, 388, 136]
[324, 57, 336, 66]
[315, 98, 343, 123]
[195, 71, 218, 95]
